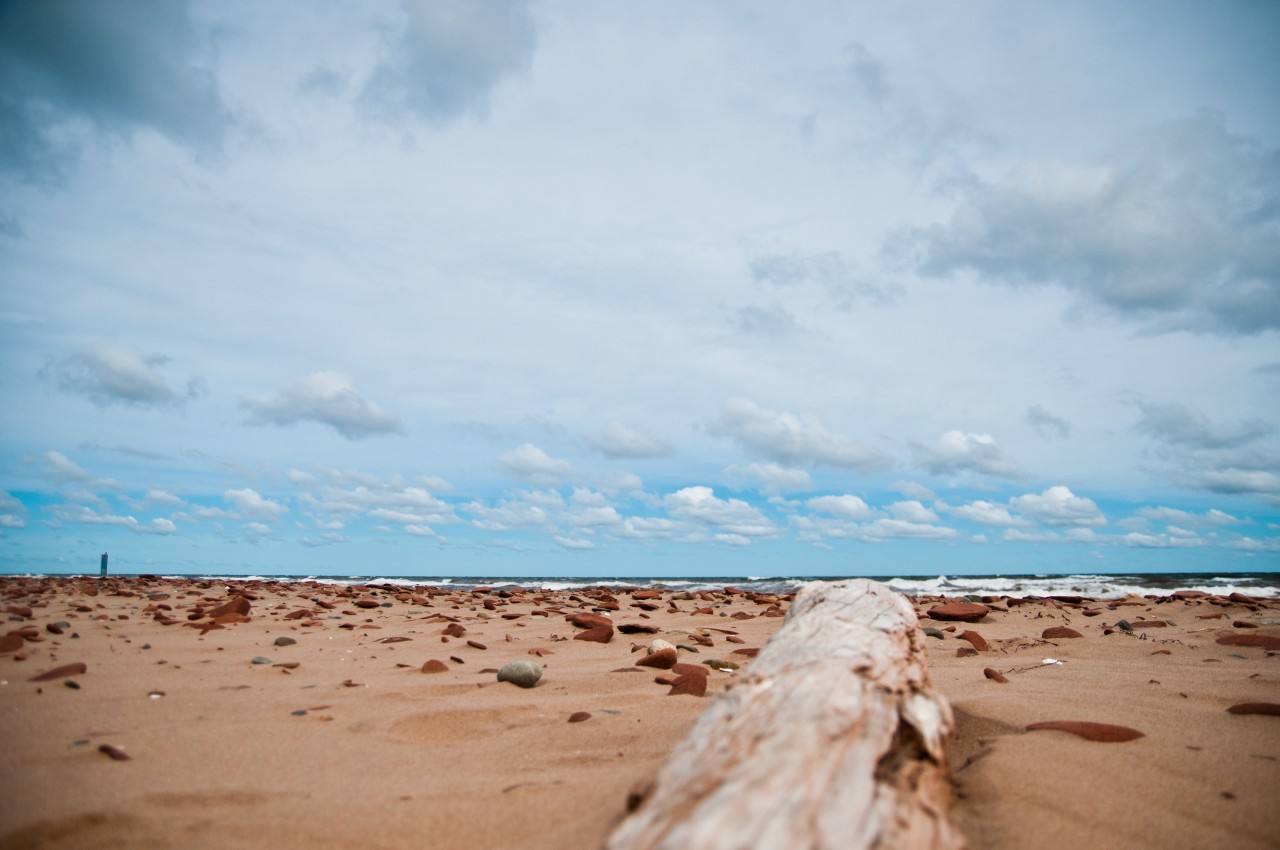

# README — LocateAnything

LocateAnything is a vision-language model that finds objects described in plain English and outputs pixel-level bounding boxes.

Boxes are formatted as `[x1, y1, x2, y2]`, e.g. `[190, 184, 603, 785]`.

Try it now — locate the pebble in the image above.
[704, 659, 738, 671]
[649, 639, 677, 654]
[959, 631, 989, 651]
[983, 667, 1008, 683]
[443, 623, 467, 638]
[1042, 626, 1083, 639]
[1226, 703, 1280, 716]
[956, 646, 978, 657]
[631, 646, 677, 669]
[30, 662, 87, 682]
[273, 637, 297, 647]
[922, 627, 945, 639]
[99, 744, 131, 761]
[1026, 721, 1144, 742]
[1117, 620, 1133, 632]
[496, 660, 542, 688]
[421, 660, 448, 673]
[568, 711, 592, 723]
[466, 640, 487, 650]
[668, 673, 707, 697]
[251, 656, 272, 665]
[574, 625, 614, 643]
[926, 602, 988, 622]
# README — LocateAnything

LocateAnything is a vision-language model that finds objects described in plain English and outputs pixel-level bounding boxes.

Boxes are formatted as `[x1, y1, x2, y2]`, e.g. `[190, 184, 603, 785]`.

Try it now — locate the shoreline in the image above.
[2, 576, 1277, 849]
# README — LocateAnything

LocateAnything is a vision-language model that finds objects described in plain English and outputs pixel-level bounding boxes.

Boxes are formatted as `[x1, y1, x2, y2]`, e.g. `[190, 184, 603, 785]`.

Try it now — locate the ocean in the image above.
[9, 570, 1278, 598]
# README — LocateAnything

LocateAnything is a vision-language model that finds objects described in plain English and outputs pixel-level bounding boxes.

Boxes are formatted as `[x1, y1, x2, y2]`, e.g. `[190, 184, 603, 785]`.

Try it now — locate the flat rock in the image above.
[667, 673, 707, 697]
[1026, 720, 1144, 742]
[617, 623, 659, 634]
[442, 623, 467, 638]
[1226, 702, 1280, 716]
[98, 744, 131, 761]
[568, 711, 592, 723]
[1042, 626, 1083, 639]
[466, 640, 487, 650]
[927, 602, 988, 622]
[635, 648, 678, 669]
[497, 660, 542, 688]
[30, 662, 87, 682]
[251, 656, 272, 665]
[1217, 634, 1280, 650]
[959, 630, 989, 651]
[574, 625, 613, 643]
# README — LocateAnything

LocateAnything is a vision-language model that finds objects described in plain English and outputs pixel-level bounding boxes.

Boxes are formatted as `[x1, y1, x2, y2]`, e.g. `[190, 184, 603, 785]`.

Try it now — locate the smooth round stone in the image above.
[251, 656, 272, 665]
[273, 636, 297, 647]
[496, 660, 542, 688]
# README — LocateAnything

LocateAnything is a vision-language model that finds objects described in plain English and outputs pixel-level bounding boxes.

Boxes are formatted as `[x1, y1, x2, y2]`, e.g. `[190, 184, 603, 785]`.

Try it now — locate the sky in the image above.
[1, 0, 1278, 577]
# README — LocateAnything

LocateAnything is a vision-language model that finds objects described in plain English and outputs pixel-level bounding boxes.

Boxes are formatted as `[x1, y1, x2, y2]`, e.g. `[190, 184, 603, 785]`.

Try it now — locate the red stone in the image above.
[466, 640, 487, 650]
[98, 744, 131, 761]
[1226, 702, 1280, 716]
[568, 612, 612, 630]
[983, 667, 1008, 683]
[568, 711, 592, 723]
[354, 598, 380, 609]
[635, 648, 677, 669]
[959, 631, 989, 651]
[1129, 620, 1168, 628]
[207, 596, 251, 618]
[442, 623, 467, 638]
[668, 673, 707, 697]
[731, 648, 759, 658]
[0, 633, 23, 654]
[671, 663, 709, 678]
[574, 625, 613, 643]
[617, 623, 659, 634]
[927, 602, 988, 622]
[1042, 626, 1083, 639]
[957, 646, 978, 657]
[421, 660, 448, 673]
[1217, 634, 1280, 650]
[1026, 721, 1144, 742]
[30, 662, 87, 682]
[1232, 621, 1258, 629]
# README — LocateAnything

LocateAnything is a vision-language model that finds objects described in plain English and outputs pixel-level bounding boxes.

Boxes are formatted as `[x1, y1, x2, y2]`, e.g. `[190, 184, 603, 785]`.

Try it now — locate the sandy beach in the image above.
[1, 576, 1277, 850]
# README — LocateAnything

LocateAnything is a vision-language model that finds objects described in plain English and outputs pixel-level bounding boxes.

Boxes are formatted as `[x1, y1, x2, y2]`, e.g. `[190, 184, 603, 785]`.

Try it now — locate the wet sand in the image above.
[0, 577, 1276, 849]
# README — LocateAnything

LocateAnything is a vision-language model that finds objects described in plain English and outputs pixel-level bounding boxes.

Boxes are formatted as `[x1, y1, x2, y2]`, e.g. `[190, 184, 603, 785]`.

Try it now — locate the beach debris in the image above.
[568, 711, 592, 723]
[497, 660, 542, 688]
[29, 662, 87, 682]
[926, 601, 988, 622]
[1042, 627, 1083, 639]
[703, 659, 739, 672]
[1026, 721, 1144, 743]
[1041, 658, 1063, 666]
[1226, 703, 1280, 716]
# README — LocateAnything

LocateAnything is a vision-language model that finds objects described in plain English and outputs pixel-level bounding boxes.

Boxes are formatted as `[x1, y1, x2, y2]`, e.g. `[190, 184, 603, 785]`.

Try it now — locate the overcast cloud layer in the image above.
[1, 1, 1277, 576]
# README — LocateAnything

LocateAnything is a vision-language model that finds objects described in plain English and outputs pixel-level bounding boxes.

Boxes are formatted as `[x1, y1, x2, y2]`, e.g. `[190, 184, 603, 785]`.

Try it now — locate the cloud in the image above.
[297, 66, 347, 98]
[1135, 401, 1271, 450]
[359, 0, 537, 126]
[35, 450, 89, 482]
[499, 443, 571, 484]
[1010, 485, 1106, 527]
[734, 303, 801, 336]
[223, 488, 287, 521]
[886, 500, 939, 523]
[0, 0, 236, 183]
[712, 398, 885, 470]
[1199, 468, 1280, 499]
[1135, 506, 1244, 527]
[917, 431, 1020, 479]
[1122, 531, 1204, 548]
[1026, 404, 1071, 438]
[42, 344, 202, 409]
[806, 494, 873, 519]
[900, 112, 1280, 335]
[52, 504, 176, 535]
[861, 518, 957, 541]
[948, 500, 1025, 527]
[242, 372, 404, 439]
[554, 535, 595, 550]
[893, 481, 936, 501]
[591, 422, 671, 459]
[726, 462, 813, 495]
[749, 251, 898, 309]
[664, 486, 775, 537]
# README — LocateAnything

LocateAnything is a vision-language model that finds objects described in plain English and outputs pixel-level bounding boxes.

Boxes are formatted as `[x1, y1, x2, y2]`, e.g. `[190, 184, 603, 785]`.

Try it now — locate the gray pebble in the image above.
[496, 660, 542, 688]
[1117, 620, 1132, 632]
[251, 656, 272, 665]
[273, 636, 297, 647]
[922, 627, 945, 639]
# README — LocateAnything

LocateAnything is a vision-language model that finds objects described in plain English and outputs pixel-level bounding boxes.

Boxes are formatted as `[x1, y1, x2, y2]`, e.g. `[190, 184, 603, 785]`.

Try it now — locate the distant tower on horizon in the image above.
[100, 552, 108, 578]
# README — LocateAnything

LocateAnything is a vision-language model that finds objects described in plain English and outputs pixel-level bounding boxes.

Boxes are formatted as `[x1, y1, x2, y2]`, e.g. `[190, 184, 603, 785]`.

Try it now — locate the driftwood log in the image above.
[607, 579, 961, 850]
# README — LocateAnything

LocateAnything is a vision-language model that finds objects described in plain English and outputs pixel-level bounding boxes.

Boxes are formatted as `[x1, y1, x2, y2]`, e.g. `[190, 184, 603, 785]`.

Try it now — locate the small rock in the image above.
[574, 625, 613, 643]
[635, 648, 678, 669]
[273, 637, 297, 647]
[922, 627, 945, 639]
[1226, 702, 1280, 716]
[568, 711, 592, 723]
[703, 659, 738, 672]
[983, 667, 1008, 684]
[466, 640, 487, 650]
[1042, 627, 1083, 639]
[668, 673, 707, 697]
[1117, 620, 1133, 632]
[496, 660, 542, 688]
[959, 631, 989, 651]
[926, 602, 988, 622]
[30, 662, 87, 682]
[956, 646, 978, 657]
[649, 638, 677, 654]
[1026, 720, 1144, 742]
[251, 656, 272, 665]
[1217, 634, 1280, 650]
[421, 660, 448, 673]
[99, 744, 131, 761]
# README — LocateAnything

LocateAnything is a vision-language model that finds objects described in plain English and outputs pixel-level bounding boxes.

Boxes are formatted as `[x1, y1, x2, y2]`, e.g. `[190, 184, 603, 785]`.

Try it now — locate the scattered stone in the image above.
[1226, 703, 1280, 716]
[1117, 620, 1133, 632]
[635, 648, 678, 669]
[1026, 721, 1144, 742]
[291, 709, 307, 716]
[1042, 626, 1083, 639]
[443, 623, 467, 638]
[273, 662, 300, 669]
[1217, 634, 1280, 650]
[273, 637, 297, 647]
[618, 623, 659, 634]
[65, 680, 80, 690]
[649, 639, 677, 654]
[98, 744, 131, 761]
[959, 631, 989, 651]
[668, 673, 707, 697]
[354, 598, 380, 609]
[922, 627, 945, 640]
[497, 660, 542, 688]
[251, 657, 272, 665]
[927, 602, 988, 622]
[983, 667, 1008, 684]
[1232, 621, 1258, 629]
[956, 646, 978, 657]
[704, 659, 738, 672]
[574, 625, 613, 643]
[568, 711, 592, 723]
[1130, 620, 1168, 629]
[466, 640, 487, 650]
[421, 660, 448, 674]
[30, 662, 87, 682]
